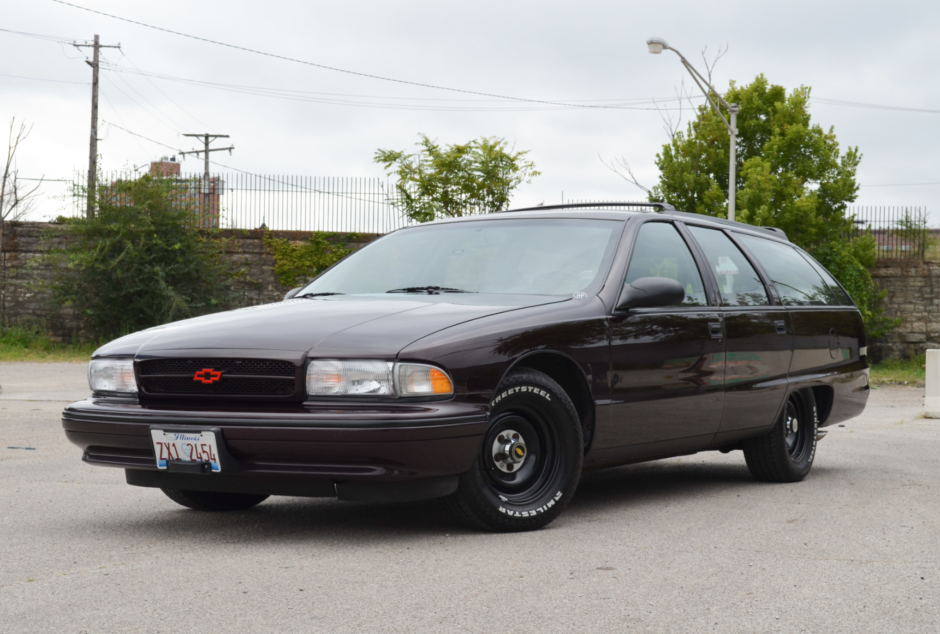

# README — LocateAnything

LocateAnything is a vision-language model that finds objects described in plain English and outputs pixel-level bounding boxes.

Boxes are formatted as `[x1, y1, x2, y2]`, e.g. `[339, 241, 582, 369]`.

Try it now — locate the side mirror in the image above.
[284, 287, 303, 300]
[617, 277, 685, 311]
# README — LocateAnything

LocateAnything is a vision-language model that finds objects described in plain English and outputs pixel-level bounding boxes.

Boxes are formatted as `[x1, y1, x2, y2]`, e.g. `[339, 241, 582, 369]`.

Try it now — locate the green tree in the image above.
[50, 173, 238, 340]
[375, 134, 539, 222]
[651, 75, 896, 336]
[651, 74, 860, 246]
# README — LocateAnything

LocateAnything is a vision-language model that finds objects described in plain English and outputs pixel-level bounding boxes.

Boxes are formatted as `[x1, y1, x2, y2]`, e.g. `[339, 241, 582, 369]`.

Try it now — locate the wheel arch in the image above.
[810, 385, 835, 425]
[504, 351, 597, 452]
[784, 379, 836, 427]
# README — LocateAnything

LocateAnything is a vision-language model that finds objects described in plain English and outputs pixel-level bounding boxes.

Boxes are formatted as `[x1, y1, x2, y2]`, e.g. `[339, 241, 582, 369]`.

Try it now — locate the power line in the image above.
[100, 52, 186, 132]
[861, 182, 940, 188]
[101, 119, 180, 153]
[100, 92, 157, 158]
[0, 26, 77, 42]
[812, 97, 940, 115]
[98, 62, 940, 116]
[0, 72, 88, 85]
[100, 73, 181, 134]
[21, 11, 939, 118]
[99, 62, 693, 105]
[50, 0, 677, 111]
[99, 62, 695, 113]
[115, 50, 216, 132]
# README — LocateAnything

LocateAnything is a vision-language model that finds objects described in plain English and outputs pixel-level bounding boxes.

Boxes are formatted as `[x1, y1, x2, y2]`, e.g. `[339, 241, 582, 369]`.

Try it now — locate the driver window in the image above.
[624, 222, 707, 307]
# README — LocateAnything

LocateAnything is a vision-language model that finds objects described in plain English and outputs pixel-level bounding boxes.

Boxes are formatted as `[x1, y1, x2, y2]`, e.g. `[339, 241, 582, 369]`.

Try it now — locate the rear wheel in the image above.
[743, 389, 818, 483]
[161, 488, 269, 511]
[441, 369, 583, 532]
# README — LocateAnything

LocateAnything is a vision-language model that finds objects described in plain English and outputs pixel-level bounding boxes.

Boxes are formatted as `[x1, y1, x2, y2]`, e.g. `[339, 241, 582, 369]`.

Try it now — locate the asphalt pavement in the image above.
[1, 362, 937, 633]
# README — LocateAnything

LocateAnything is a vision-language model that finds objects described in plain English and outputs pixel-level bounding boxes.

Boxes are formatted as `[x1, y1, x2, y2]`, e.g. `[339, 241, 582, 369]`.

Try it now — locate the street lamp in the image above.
[647, 37, 739, 222]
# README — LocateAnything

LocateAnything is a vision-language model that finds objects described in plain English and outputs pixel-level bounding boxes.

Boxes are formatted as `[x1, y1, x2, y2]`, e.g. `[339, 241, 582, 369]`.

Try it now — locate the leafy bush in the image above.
[262, 231, 360, 288]
[49, 173, 238, 340]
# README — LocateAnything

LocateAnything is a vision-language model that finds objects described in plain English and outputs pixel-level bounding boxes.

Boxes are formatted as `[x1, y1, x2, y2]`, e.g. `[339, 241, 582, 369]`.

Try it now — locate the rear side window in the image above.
[625, 222, 707, 306]
[736, 235, 842, 306]
[799, 252, 853, 306]
[686, 226, 769, 306]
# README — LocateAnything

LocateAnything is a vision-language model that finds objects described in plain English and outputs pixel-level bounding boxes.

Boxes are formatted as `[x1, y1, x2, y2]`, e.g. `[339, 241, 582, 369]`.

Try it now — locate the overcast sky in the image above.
[3, 0, 938, 224]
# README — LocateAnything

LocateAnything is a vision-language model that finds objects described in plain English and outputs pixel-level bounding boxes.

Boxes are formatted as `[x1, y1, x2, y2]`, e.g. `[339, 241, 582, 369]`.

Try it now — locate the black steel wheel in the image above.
[743, 389, 818, 483]
[441, 369, 583, 532]
[161, 488, 269, 511]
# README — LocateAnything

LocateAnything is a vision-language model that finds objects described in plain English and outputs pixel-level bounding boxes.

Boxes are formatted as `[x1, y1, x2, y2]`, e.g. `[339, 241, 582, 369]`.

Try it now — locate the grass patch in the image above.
[0, 325, 98, 362]
[869, 354, 926, 387]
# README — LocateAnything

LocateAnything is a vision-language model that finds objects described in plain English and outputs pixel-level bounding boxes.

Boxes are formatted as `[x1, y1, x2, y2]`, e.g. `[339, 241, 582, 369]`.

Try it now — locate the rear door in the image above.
[734, 235, 863, 383]
[685, 225, 793, 439]
[598, 220, 725, 453]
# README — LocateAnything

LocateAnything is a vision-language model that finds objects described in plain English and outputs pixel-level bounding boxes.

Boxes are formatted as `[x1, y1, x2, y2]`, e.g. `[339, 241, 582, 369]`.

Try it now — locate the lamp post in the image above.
[647, 37, 739, 222]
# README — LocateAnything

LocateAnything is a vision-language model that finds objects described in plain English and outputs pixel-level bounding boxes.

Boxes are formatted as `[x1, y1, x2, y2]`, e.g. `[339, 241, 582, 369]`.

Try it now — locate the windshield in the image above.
[299, 218, 624, 296]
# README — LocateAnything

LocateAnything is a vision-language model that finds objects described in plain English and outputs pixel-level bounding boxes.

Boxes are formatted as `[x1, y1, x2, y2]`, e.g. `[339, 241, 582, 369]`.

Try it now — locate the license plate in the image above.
[150, 429, 222, 472]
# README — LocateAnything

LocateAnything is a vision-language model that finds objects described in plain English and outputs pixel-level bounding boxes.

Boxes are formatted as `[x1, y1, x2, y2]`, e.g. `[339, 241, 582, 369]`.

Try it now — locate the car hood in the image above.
[94, 295, 567, 359]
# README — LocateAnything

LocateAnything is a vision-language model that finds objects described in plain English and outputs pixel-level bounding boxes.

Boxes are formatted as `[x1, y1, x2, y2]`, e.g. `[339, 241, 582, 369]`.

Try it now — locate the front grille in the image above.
[140, 358, 295, 377]
[138, 358, 300, 399]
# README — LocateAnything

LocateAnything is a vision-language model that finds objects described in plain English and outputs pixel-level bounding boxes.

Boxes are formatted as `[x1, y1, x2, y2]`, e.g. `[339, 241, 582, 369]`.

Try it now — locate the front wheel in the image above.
[441, 369, 583, 532]
[161, 488, 269, 511]
[743, 389, 818, 483]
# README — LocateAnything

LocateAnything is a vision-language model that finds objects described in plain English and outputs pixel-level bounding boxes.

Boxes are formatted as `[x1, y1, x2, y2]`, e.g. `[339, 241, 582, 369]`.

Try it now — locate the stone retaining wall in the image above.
[869, 260, 939, 361]
[0, 221, 932, 358]
[0, 222, 377, 340]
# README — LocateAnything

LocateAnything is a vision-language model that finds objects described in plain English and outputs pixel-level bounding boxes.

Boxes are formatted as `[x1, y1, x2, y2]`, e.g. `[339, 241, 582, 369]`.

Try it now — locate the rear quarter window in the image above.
[736, 234, 846, 307]
[798, 251, 854, 306]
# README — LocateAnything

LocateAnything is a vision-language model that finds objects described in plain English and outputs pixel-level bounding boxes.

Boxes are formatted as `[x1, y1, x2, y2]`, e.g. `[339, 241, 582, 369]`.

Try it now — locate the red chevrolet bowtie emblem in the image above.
[193, 368, 223, 384]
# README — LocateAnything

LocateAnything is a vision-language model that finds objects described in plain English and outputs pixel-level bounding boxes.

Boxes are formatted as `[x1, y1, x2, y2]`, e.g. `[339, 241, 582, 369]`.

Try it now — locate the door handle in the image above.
[708, 322, 723, 339]
[774, 320, 787, 335]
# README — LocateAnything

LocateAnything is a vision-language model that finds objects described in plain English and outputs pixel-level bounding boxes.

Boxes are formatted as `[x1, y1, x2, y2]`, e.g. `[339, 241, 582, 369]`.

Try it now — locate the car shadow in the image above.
[54, 458, 843, 545]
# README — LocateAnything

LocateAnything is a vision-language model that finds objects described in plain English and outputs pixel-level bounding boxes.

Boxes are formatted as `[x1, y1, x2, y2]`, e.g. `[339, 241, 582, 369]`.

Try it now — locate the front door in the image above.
[596, 221, 725, 454]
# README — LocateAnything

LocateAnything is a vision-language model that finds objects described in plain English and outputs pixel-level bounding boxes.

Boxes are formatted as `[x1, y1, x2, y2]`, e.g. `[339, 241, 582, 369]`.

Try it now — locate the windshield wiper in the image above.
[296, 292, 344, 298]
[386, 286, 475, 294]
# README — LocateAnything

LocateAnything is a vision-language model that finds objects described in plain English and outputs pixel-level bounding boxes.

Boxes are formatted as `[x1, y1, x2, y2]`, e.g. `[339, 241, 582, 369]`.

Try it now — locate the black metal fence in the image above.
[847, 206, 932, 260]
[67, 178, 932, 258]
[72, 171, 418, 233]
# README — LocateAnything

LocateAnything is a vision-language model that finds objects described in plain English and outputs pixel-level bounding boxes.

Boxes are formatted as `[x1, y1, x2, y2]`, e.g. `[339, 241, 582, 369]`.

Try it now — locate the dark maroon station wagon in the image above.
[63, 203, 870, 531]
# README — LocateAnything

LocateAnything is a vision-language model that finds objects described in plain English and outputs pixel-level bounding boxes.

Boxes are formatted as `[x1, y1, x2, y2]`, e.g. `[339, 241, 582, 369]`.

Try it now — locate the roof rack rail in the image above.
[502, 202, 677, 213]
[497, 202, 789, 241]
[660, 210, 789, 241]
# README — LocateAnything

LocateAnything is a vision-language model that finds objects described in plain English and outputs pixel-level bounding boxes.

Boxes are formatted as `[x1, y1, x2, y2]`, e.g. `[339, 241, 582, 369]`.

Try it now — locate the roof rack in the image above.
[502, 202, 676, 213]
[498, 202, 789, 241]
[660, 210, 789, 241]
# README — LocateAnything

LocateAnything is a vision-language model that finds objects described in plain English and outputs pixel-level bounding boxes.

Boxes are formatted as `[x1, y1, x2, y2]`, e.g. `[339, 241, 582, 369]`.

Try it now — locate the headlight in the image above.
[305, 360, 453, 397]
[88, 358, 138, 394]
[306, 360, 394, 396]
[397, 363, 454, 396]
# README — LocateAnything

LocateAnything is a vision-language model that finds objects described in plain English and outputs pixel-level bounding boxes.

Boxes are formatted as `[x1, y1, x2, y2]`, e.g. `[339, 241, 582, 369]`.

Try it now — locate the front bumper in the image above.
[62, 397, 489, 500]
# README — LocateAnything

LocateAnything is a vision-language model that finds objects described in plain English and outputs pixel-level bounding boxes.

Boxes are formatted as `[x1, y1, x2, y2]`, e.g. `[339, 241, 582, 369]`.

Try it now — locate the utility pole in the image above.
[179, 134, 233, 228]
[71, 35, 121, 219]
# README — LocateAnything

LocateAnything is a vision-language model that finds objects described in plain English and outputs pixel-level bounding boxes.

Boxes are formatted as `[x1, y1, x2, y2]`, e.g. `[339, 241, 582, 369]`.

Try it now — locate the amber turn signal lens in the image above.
[397, 363, 454, 397]
[429, 368, 453, 394]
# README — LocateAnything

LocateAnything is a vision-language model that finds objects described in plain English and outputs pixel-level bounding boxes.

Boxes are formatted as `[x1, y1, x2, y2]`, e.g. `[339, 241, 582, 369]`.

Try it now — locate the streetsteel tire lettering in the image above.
[497, 491, 563, 517]
[491, 386, 552, 407]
